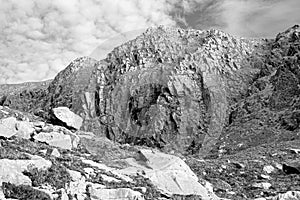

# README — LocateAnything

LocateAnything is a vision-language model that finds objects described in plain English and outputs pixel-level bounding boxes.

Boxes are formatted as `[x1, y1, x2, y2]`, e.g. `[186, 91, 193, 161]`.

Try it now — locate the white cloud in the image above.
[219, 0, 300, 37]
[1, 0, 299, 84]
[0, 0, 177, 84]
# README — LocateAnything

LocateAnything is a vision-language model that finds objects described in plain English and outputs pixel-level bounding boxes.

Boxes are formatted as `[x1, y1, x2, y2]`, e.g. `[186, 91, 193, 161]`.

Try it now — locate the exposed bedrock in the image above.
[107, 63, 209, 153]
[98, 26, 261, 155]
[0, 26, 264, 155]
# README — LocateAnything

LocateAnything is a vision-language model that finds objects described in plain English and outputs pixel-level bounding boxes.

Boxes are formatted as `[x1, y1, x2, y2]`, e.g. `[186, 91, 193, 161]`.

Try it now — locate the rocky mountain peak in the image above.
[0, 25, 299, 156]
[0, 25, 300, 200]
[49, 56, 98, 92]
[276, 24, 300, 42]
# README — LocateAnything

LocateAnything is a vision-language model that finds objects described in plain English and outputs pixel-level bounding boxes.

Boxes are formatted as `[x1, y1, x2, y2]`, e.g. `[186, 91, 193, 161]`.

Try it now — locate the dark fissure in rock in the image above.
[128, 84, 164, 127]
[123, 83, 182, 148]
[0, 95, 7, 106]
[95, 85, 101, 117]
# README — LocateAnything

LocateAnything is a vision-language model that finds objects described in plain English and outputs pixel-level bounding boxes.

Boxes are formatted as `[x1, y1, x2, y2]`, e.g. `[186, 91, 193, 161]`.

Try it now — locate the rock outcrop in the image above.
[0, 26, 262, 156]
[89, 188, 144, 200]
[216, 25, 300, 155]
[0, 117, 19, 138]
[0, 129, 222, 200]
[0, 25, 300, 200]
[117, 149, 219, 199]
[0, 155, 52, 186]
[52, 107, 83, 130]
[0, 117, 35, 139]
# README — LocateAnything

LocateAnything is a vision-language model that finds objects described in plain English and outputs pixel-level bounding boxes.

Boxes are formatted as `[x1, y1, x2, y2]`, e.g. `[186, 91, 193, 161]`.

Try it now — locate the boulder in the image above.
[0, 117, 17, 138]
[89, 188, 144, 200]
[66, 174, 88, 200]
[79, 136, 131, 163]
[67, 176, 106, 200]
[50, 148, 61, 157]
[100, 174, 121, 183]
[15, 121, 35, 139]
[77, 131, 95, 139]
[0, 155, 52, 186]
[271, 191, 300, 200]
[263, 165, 276, 174]
[52, 107, 83, 130]
[67, 169, 82, 182]
[252, 182, 272, 190]
[283, 160, 300, 174]
[0, 117, 35, 139]
[118, 149, 220, 199]
[33, 131, 73, 150]
[41, 124, 80, 148]
[81, 159, 133, 183]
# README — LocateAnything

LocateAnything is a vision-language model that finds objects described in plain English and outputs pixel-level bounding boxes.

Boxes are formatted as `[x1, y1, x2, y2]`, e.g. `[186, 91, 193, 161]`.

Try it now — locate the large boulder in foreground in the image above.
[118, 149, 220, 199]
[52, 107, 83, 130]
[0, 117, 35, 139]
[0, 117, 18, 138]
[33, 131, 73, 150]
[0, 155, 52, 186]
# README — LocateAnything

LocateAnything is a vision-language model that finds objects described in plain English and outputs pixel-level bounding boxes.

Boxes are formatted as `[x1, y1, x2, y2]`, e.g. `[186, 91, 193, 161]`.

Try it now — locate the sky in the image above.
[0, 0, 299, 84]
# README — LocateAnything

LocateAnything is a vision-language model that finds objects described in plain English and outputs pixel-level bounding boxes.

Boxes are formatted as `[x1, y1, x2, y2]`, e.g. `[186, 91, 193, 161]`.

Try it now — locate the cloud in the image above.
[184, 0, 225, 29]
[210, 0, 300, 37]
[91, 0, 222, 60]
[0, 0, 299, 84]
[170, 0, 300, 38]
[0, 0, 177, 84]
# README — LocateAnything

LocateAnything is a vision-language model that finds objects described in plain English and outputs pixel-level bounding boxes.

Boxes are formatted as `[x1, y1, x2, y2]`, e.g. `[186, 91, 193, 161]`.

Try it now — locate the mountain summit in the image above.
[1, 25, 299, 156]
[0, 25, 300, 199]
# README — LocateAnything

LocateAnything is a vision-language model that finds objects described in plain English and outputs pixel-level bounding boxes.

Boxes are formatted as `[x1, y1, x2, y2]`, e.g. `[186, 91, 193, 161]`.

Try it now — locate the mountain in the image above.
[214, 25, 300, 156]
[0, 25, 299, 200]
[0, 26, 263, 155]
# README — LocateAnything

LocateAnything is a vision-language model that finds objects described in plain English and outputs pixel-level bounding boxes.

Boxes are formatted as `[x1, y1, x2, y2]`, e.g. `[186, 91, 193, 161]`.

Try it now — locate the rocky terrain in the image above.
[0, 25, 299, 200]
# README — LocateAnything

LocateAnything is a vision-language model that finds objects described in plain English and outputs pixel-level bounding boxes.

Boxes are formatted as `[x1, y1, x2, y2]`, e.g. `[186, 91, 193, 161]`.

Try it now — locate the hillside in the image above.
[0, 25, 299, 200]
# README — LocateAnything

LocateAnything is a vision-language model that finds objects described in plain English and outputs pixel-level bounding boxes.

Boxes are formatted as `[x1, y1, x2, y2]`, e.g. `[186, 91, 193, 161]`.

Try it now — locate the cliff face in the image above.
[215, 25, 300, 156]
[1, 25, 299, 157]
[100, 27, 261, 155]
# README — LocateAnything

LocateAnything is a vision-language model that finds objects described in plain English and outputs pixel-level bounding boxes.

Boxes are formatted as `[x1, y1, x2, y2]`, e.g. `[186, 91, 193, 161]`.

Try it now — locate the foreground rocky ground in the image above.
[0, 106, 220, 200]
[0, 25, 299, 199]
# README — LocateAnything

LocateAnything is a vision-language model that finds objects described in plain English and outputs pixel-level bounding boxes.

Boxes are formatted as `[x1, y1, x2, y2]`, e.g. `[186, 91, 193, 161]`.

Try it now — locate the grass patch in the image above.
[2, 182, 51, 200]
[0, 137, 52, 158]
[23, 161, 71, 189]
[0, 142, 31, 160]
